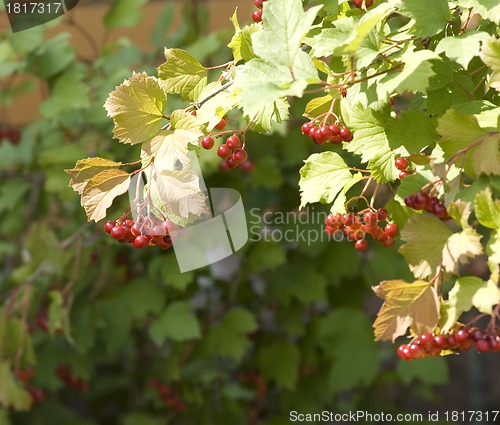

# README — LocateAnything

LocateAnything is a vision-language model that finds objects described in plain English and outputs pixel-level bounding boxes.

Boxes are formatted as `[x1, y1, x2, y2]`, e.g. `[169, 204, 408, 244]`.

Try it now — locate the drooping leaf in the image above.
[155, 170, 209, 219]
[372, 279, 440, 341]
[399, 215, 453, 278]
[157, 49, 208, 102]
[148, 302, 201, 346]
[104, 72, 167, 145]
[81, 169, 131, 222]
[66, 157, 123, 194]
[298, 151, 354, 208]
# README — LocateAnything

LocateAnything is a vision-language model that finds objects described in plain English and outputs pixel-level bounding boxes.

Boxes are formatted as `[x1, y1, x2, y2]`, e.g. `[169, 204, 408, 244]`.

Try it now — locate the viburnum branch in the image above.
[191, 81, 234, 111]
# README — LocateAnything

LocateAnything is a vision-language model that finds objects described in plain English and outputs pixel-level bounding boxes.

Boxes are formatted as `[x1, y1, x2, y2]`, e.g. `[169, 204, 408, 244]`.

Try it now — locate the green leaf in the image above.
[376, 50, 441, 99]
[304, 94, 333, 120]
[252, 0, 321, 68]
[386, 110, 438, 153]
[480, 37, 500, 91]
[399, 215, 453, 279]
[435, 32, 490, 69]
[0, 362, 32, 411]
[81, 169, 131, 222]
[475, 187, 500, 229]
[148, 255, 195, 291]
[48, 290, 66, 336]
[372, 280, 440, 341]
[0, 179, 31, 213]
[104, 72, 167, 145]
[270, 264, 327, 306]
[298, 151, 354, 208]
[436, 109, 487, 158]
[441, 277, 500, 332]
[397, 357, 449, 385]
[148, 302, 201, 346]
[312, 3, 391, 58]
[341, 101, 397, 182]
[120, 279, 166, 319]
[257, 341, 300, 390]
[104, 0, 148, 29]
[228, 11, 260, 63]
[66, 157, 123, 195]
[246, 241, 287, 272]
[157, 49, 208, 102]
[250, 98, 290, 133]
[40, 67, 90, 119]
[31, 33, 75, 79]
[204, 308, 258, 361]
[397, 0, 450, 37]
[234, 54, 316, 118]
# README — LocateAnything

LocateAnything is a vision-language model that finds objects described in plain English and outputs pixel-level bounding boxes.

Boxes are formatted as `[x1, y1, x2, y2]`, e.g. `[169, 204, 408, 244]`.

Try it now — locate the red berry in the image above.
[383, 237, 395, 248]
[404, 194, 415, 208]
[365, 0, 374, 7]
[433, 334, 448, 349]
[131, 223, 142, 237]
[316, 126, 332, 143]
[418, 333, 434, 349]
[226, 156, 238, 169]
[133, 235, 149, 249]
[217, 144, 231, 159]
[254, 0, 264, 8]
[110, 226, 126, 240]
[201, 136, 214, 150]
[409, 343, 425, 359]
[355, 239, 368, 251]
[399, 171, 411, 180]
[471, 329, 486, 342]
[330, 133, 343, 144]
[432, 202, 448, 218]
[342, 214, 354, 226]
[397, 344, 411, 360]
[395, 157, 409, 171]
[226, 135, 241, 150]
[233, 149, 247, 163]
[413, 192, 430, 210]
[325, 213, 337, 226]
[340, 128, 353, 142]
[364, 211, 377, 224]
[329, 124, 341, 136]
[214, 117, 227, 130]
[476, 339, 490, 353]
[240, 160, 255, 172]
[308, 127, 319, 143]
[384, 223, 398, 238]
[425, 196, 440, 212]
[377, 208, 388, 221]
[252, 10, 263, 22]
[455, 328, 471, 343]
[353, 0, 363, 8]
[104, 220, 115, 233]
[301, 122, 313, 135]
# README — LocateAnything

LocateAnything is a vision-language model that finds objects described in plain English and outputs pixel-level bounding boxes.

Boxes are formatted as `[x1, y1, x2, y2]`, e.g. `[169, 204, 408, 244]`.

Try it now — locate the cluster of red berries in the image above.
[104, 216, 177, 250]
[14, 367, 46, 405]
[398, 327, 500, 361]
[395, 157, 413, 180]
[239, 371, 268, 400]
[252, 0, 267, 23]
[0, 125, 20, 145]
[56, 364, 89, 392]
[325, 208, 399, 251]
[301, 122, 353, 145]
[149, 379, 186, 412]
[209, 134, 249, 170]
[404, 191, 451, 221]
[353, 0, 373, 9]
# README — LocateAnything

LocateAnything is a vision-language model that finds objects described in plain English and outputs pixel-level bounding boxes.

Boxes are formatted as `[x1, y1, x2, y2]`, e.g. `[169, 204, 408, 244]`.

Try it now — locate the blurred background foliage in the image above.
[0, 1, 499, 424]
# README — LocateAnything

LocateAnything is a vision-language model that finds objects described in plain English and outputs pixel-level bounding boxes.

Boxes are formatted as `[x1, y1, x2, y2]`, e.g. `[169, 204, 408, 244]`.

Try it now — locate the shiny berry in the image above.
[377, 208, 388, 221]
[395, 157, 409, 171]
[233, 149, 247, 163]
[104, 221, 115, 233]
[340, 127, 353, 142]
[133, 235, 149, 249]
[226, 135, 241, 150]
[252, 10, 262, 22]
[214, 117, 227, 130]
[201, 136, 214, 150]
[110, 226, 126, 240]
[384, 223, 398, 238]
[355, 239, 368, 251]
[217, 144, 231, 159]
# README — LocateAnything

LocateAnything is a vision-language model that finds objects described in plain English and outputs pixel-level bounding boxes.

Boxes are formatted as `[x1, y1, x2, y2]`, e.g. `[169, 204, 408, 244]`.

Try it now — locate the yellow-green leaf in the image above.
[372, 279, 440, 341]
[104, 72, 167, 145]
[65, 157, 123, 194]
[81, 169, 131, 222]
